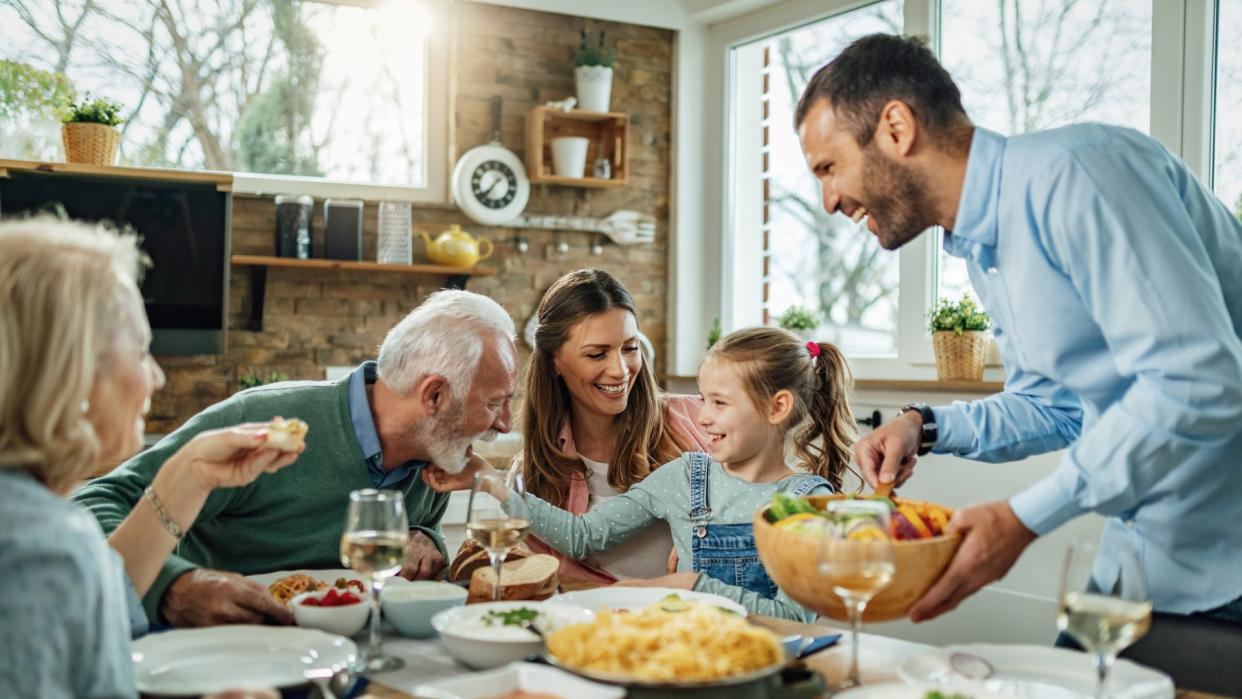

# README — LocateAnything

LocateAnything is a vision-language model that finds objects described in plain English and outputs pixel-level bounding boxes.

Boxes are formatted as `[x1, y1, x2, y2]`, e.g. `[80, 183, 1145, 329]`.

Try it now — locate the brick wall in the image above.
[148, 2, 673, 434]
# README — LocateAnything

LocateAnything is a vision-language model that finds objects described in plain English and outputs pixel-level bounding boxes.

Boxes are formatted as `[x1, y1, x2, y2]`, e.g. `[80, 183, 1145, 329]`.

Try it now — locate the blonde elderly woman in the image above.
[0, 218, 300, 699]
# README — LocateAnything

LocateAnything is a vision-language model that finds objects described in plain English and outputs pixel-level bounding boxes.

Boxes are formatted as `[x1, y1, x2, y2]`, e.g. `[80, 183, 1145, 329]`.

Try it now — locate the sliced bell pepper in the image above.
[897, 504, 933, 538]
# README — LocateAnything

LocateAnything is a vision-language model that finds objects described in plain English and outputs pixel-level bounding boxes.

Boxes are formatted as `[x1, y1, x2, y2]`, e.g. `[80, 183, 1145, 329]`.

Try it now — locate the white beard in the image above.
[418, 403, 497, 474]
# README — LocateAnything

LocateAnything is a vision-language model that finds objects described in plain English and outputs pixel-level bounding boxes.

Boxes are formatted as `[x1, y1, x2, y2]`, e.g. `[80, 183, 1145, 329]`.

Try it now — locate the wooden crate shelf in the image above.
[525, 107, 628, 188]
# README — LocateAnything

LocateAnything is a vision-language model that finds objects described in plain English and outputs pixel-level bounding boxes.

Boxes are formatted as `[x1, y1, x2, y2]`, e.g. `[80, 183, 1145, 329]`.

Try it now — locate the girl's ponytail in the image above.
[793, 341, 856, 491]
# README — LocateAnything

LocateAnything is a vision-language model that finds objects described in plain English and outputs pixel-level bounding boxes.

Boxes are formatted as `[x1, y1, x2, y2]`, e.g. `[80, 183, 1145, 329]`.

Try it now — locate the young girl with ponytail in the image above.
[424, 327, 856, 620]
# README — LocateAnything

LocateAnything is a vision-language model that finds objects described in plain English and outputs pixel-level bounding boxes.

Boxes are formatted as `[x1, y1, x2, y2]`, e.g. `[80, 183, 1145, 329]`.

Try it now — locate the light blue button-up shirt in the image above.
[348, 361, 427, 488]
[933, 125, 1242, 614]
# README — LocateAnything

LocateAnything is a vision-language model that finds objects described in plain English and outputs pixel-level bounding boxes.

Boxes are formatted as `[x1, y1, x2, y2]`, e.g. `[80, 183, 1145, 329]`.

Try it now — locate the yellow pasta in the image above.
[546, 599, 783, 682]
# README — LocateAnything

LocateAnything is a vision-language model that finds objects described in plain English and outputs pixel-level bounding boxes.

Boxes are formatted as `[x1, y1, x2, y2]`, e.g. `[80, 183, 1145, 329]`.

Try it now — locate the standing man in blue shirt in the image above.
[795, 32, 1242, 630]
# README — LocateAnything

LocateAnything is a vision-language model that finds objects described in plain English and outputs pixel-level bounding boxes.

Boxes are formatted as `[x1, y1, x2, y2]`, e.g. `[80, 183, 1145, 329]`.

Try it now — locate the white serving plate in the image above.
[899, 644, 1175, 699]
[246, 568, 367, 591]
[131, 625, 356, 696]
[550, 586, 748, 617]
[413, 661, 625, 699]
[834, 681, 1012, 699]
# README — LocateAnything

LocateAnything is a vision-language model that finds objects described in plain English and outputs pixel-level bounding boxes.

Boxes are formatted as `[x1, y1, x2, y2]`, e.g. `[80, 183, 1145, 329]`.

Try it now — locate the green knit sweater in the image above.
[72, 376, 450, 620]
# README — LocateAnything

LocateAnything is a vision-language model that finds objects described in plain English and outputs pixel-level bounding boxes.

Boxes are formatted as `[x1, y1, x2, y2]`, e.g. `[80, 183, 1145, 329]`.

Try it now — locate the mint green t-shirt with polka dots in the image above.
[517, 452, 832, 621]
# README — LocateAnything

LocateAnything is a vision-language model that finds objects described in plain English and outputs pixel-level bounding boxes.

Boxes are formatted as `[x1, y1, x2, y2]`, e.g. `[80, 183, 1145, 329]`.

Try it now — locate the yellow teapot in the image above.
[419, 224, 493, 268]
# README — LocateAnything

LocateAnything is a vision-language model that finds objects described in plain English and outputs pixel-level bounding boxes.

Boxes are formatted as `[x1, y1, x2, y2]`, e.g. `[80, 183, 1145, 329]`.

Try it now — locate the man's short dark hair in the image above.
[794, 33, 969, 146]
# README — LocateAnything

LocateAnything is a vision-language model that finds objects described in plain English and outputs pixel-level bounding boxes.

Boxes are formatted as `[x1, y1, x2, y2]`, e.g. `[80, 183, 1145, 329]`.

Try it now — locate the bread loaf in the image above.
[466, 553, 559, 603]
[449, 538, 533, 583]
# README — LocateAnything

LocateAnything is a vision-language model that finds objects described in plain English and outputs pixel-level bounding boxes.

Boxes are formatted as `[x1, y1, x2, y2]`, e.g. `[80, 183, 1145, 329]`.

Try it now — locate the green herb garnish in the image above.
[923, 691, 973, 699]
[481, 607, 539, 627]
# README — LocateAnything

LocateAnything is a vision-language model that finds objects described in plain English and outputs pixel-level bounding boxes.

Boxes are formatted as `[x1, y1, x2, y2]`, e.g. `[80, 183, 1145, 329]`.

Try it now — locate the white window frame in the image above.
[687, 0, 1221, 381]
[217, 0, 452, 204]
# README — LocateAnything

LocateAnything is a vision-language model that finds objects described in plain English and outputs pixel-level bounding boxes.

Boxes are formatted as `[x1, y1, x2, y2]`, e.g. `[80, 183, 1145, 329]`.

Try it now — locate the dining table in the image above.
[343, 613, 1226, 699]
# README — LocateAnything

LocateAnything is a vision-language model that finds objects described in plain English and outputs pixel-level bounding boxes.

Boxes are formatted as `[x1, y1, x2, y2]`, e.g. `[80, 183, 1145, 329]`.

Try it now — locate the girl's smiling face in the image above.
[696, 357, 778, 465]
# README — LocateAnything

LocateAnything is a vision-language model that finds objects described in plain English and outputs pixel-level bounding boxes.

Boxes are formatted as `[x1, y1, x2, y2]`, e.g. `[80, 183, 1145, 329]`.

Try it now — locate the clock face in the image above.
[471, 160, 518, 209]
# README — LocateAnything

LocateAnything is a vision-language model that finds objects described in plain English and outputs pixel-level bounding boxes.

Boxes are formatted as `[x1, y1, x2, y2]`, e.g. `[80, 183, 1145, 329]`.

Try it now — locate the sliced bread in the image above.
[449, 538, 533, 583]
[467, 553, 559, 603]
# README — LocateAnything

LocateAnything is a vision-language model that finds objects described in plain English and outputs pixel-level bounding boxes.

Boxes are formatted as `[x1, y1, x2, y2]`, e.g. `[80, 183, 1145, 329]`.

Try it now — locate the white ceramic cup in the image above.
[551, 137, 590, 178]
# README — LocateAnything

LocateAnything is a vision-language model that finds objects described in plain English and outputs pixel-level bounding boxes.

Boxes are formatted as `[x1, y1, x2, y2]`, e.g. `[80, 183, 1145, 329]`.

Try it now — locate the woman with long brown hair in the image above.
[512, 269, 710, 582]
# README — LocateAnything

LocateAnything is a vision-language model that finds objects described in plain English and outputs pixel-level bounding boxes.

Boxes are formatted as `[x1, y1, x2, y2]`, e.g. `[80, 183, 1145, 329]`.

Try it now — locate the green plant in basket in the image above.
[573, 29, 614, 68]
[777, 305, 819, 332]
[927, 295, 990, 336]
[237, 371, 290, 390]
[62, 95, 124, 127]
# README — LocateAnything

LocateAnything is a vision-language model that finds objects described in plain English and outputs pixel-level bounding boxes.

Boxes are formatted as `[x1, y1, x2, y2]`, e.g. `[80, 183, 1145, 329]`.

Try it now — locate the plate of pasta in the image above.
[248, 569, 368, 605]
[543, 598, 788, 688]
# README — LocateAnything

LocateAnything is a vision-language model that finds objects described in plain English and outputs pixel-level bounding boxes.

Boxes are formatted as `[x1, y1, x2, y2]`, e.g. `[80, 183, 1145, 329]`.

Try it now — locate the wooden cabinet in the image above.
[524, 106, 628, 188]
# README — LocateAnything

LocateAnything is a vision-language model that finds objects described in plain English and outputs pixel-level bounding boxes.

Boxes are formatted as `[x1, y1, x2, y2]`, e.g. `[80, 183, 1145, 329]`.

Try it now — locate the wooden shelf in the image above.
[855, 379, 1004, 393]
[230, 255, 496, 331]
[231, 255, 495, 277]
[525, 107, 628, 187]
[0, 158, 233, 191]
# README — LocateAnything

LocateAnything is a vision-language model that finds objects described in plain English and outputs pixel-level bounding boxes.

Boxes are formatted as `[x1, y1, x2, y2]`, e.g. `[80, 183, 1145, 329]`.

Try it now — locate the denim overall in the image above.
[687, 452, 829, 599]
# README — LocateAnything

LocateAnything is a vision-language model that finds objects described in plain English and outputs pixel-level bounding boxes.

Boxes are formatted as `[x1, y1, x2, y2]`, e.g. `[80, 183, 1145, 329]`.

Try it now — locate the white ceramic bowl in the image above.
[431, 601, 594, 670]
[381, 581, 467, 638]
[413, 661, 625, 699]
[290, 589, 370, 637]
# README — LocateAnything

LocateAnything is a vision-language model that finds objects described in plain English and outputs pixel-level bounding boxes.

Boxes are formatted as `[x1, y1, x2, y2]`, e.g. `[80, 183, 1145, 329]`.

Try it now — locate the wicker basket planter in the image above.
[62, 122, 120, 166]
[932, 330, 989, 381]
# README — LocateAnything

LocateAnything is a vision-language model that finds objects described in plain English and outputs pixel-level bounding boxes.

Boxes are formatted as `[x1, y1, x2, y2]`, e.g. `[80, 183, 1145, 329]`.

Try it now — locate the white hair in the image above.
[377, 290, 515, 399]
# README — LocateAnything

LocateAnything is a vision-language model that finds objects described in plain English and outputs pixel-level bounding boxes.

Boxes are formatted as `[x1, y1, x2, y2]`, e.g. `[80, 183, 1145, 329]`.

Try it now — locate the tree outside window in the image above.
[0, 0, 430, 187]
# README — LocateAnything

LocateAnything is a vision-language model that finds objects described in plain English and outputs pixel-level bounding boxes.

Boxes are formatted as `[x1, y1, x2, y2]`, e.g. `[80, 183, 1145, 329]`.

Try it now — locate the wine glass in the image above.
[340, 489, 410, 672]
[1057, 540, 1151, 698]
[817, 499, 896, 690]
[466, 471, 531, 602]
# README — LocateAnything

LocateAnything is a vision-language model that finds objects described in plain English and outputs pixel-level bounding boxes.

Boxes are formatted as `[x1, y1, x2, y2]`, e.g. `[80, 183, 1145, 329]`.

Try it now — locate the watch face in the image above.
[471, 160, 518, 209]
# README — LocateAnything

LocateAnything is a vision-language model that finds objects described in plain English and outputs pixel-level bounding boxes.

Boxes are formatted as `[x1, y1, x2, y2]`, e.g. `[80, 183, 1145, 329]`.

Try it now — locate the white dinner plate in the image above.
[413, 661, 625, 699]
[898, 644, 1175, 699]
[834, 682, 1011, 699]
[550, 586, 748, 616]
[132, 625, 357, 696]
[246, 568, 367, 590]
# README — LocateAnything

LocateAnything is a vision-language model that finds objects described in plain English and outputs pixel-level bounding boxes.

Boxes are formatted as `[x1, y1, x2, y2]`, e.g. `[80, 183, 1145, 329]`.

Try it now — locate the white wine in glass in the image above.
[1057, 541, 1151, 699]
[467, 472, 531, 602]
[340, 489, 410, 672]
[818, 499, 895, 691]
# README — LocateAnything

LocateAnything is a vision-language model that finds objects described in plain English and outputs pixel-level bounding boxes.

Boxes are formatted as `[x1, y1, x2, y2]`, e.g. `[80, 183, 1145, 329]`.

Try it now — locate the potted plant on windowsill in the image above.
[573, 29, 614, 113]
[777, 305, 819, 341]
[928, 295, 991, 381]
[61, 95, 123, 166]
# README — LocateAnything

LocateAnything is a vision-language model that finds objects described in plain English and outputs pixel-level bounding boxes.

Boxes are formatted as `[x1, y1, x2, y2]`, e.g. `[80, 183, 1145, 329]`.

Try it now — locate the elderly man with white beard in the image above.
[74, 290, 518, 628]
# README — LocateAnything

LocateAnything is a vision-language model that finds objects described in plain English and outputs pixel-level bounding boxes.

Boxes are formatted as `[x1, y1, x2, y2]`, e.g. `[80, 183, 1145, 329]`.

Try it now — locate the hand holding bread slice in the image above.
[263, 417, 308, 451]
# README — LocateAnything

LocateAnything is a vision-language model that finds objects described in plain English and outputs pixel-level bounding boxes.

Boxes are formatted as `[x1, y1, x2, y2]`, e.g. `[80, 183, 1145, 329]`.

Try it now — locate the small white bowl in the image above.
[431, 601, 594, 670]
[291, 589, 370, 637]
[381, 580, 467, 638]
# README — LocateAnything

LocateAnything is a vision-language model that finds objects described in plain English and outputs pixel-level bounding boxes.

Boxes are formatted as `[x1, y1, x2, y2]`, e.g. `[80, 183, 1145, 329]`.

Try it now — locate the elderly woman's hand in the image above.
[171, 422, 304, 493]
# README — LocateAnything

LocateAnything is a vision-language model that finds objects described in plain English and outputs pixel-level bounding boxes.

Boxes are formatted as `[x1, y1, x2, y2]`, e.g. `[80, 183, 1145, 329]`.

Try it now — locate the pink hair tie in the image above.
[806, 340, 821, 358]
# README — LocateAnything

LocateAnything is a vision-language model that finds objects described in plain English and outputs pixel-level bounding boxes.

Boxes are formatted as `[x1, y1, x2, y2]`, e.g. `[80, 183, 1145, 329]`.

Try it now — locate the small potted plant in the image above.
[61, 95, 123, 166]
[928, 295, 991, 381]
[573, 29, 614, 113]
[777, 305, 819, 341]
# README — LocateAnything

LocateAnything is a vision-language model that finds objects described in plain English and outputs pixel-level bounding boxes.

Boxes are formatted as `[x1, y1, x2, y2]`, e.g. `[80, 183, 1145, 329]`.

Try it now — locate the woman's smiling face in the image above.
[552, 308, 643, 421]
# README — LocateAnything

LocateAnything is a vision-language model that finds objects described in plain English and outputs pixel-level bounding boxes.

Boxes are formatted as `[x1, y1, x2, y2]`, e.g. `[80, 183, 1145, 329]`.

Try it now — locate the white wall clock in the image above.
[451, 97, 530, 226]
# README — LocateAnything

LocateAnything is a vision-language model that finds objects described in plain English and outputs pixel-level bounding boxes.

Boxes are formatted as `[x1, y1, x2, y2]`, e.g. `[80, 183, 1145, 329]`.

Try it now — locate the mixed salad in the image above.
[765, 492, 952, 541]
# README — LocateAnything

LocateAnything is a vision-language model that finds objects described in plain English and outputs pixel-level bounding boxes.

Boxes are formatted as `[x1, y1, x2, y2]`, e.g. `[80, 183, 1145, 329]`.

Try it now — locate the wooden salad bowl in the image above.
[754, 494, 961, 622]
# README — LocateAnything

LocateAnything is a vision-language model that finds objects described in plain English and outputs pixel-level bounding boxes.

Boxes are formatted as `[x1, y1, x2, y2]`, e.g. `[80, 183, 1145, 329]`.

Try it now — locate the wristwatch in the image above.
[900, 403, 938, 456]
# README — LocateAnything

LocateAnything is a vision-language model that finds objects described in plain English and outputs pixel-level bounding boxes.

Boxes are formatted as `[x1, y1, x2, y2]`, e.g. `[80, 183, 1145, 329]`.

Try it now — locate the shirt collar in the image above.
[348, 361, 383, 465]
[348, 361, 428, 486]
[944, 127, 1006, 263]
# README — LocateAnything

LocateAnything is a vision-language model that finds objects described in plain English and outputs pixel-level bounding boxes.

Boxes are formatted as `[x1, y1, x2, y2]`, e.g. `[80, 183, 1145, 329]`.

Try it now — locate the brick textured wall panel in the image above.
[147, 2, 672, 434]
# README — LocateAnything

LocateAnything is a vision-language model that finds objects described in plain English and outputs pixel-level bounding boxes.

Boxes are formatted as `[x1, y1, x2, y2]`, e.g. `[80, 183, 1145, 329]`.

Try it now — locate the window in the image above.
[1215, 0, 1242, 216]
[0, 0, 445, 200]
[730, 0, 905, 357]
[937, 0, 1154, 302]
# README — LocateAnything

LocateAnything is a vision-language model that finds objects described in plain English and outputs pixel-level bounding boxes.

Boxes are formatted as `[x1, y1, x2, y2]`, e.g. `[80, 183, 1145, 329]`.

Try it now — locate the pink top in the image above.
[510, 394, 711, 583]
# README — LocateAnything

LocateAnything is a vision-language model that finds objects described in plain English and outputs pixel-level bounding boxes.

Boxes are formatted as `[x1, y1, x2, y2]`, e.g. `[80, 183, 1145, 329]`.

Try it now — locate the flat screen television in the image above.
[0, 168, 231, 354]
